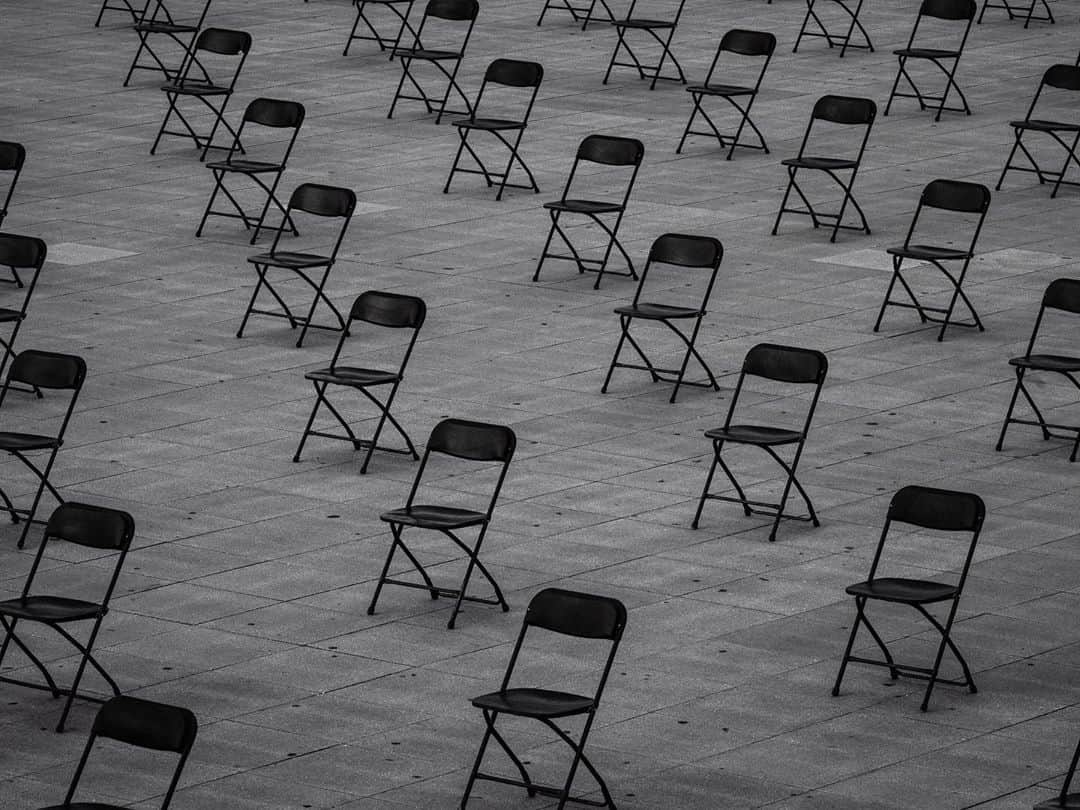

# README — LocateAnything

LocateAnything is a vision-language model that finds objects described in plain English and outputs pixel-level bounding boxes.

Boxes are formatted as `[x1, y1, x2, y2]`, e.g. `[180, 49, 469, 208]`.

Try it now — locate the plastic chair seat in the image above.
[471, 687, 596, 718]
[380, 504, 488, 529]
[543, 198, 624, 215]
[247, 251, 331, 269]
[134, 21, 199, 34]
[392, 47, 461, 60]
[704, 424, 804, 446]
[893, 47, 960, 59]
[160, 81, 231, 97]
[615, 18, 676, 28]
[0, 595, 102, 622]
[1009, 353, 1080, 372]
[1011, 118, 1080, 133]
[452, 117, 526, 131]
[887, 244, 971, 261]
[614, 302, 702, 319]
[686, 82, 755, 97]
[205, 159, 285, 174]
[782, 156, 860, 171]
[0, 431, 60, 452]
[304, 366, 401, 387]
[846, 577, 958, 604]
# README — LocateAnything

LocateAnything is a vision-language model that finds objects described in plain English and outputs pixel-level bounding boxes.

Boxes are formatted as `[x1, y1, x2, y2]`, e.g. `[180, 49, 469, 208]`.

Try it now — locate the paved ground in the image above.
[1, 0, 1078, 807]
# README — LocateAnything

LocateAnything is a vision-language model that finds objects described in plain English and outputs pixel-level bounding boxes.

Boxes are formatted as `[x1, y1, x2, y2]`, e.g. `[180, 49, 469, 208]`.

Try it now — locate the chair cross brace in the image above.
[603, 23, 686, 90]
[0, 447, 65, 549]
[444, 128, 539, 201]
[345, 0, 417, 56]
[537, 0, 615, 29]
[978, 0, 1053, 26]
[678, 94, 768, 159]
[197, 170, 298, 244]
[237, 263, 346, 348]
[534, 210, 637, 287]
[772, 165, 870, 242]
[886, 54, 971, 122]
[602, 314, 719, 403]
[151, 86, 243, 160]
[874, 256, 983, 341]
[794, 0, 873, 57]
[996, 367, 1080, 461]
[389, 54, 473, 124]
[998, 127, 1080, 198]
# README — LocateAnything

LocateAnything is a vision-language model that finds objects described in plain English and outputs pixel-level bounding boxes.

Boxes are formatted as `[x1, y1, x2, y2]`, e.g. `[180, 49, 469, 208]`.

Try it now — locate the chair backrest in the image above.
[1043, 277, 1080, 314]
[351, 290, 427, 329]
[427, 418, 516, 462]
[425, 0, 479, 20]
[524, 587, 626, 640]
[194, 26, 252, 55]
[7, 349, 86, 390]
[720, 28, 776, 57]
[484, 58, 543, 88]
[920, 0, 976, 20]
[576, 134, 644, 167]
[1043, 63, 1080, 92]
[288, 183, 357, 218]
[743, 343, 827, 384]
[0, 233, 47, 269]
[647, 232, 723, 268]
[920, 179, 990, 214]
[45, 502, 136, 551]
[887, 485, 984, 532]
[243, 97, 306, 129]
[812, 94, 876, 126]
[0, 141, 26, 172]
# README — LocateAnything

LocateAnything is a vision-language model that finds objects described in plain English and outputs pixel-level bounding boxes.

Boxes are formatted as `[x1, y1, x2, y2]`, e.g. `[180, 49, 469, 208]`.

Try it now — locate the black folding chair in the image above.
[0, 351, 86, 550]
[387, 0, 480, 125]
[602, 233, 723, 403]
[884, 0, 976, 122]
[978, 0, 1053, 26]
[0, 235, 46, 382]
[692, 343, 827, 542]
[997, 64, 1080, 198]
[123, 0, 214, 87]
[294, 291, 426, 472]
[793, 0, 873, 57]
[771, 95, 875, 243]
[677, 29, 776, 159]
[537, 0, 615, 30]
[533, 135, 644, 288]
[874, 179, 991, 342]
[150, 28, 252, 161]
[0, 503, 135, 732]
[344, 0, 415, 56]
[460, 588, 627, 810]
[0, 141, 26, 229]
[832, 485, 985, 712]
[367, 418, 516, 629]
[603, 0, 688, 90]
[196, 97, 306, 243]
[444, 59, 544, 201]
[238, 183, 357, 348]
[996, 278, 1080, 462]
[95, 0, 149, 26]
[1036, 737, 1080, 809]
[37, 696, 196, 808]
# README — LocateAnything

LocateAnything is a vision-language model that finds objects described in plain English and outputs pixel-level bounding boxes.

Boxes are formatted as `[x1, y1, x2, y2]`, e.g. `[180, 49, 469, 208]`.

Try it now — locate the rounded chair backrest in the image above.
[720, 28, 777, 57]
[289, 183, 356, 218]
[351, 290, 427, 329]
[1043, 64, 1080, 92]
[920, 179, 991, 214]
[485, 58, 544, 88]
[244, 98, 306, 128]
[194, 27, 252, 55]
[1043, 278, 1080, 314]
[812, 95, 876, 125]
[426, 0, 479, 21]
[648, 233, 723, 268]
[0, 141, 26, 172]
[920, 0, 976, 20]
[45, 502, 135, 551]
[0, 233, 46, 268]
[887, 485, 985, 532]
[8, 349, 85, 390]
[743, 343, 827, 384]
[93, 696, 198, 754]
[525, 588, 627, 640]
[577, 134, 644, 167]
[427, 418, 515, 462]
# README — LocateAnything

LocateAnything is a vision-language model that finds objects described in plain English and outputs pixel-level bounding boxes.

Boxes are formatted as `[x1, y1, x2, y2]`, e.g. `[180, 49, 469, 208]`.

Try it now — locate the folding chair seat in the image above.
[0, 141, 26, 229]
[387, 0, 480, 125]
[460, 588, 627, 809]
[832, 485, 985, 711]
[692, 343, 827, 542]
[1036, 736, 1080, 809]
[677, 29, 776, 159]
[150, 27, 251, 161]
[196, 97, 305, 243]
[443, 59, 544, 201]
[884, 0, 977, 122]
[533, 134, 644, 288]
[123, 0, 214, 87]
[771, 94, 876, 242]
[0, 503, 134, 732]
[294, 290, 426, 472]
[0, 235, 46, 381]
[996, 278, 1080, 462]
[367, 418, 516, 629]
[874, 179, 991, 342]
[345, 0, 416, 56]
[537, 0, 615, 30]
[36, 695, 196, 807]
[95, 0, 149, 26]
[793, 0, 873, 57]
[0, 350, 86, 549]
[996, 64, 1080, 198]
[238, 183, 357, 348]
[977, 0, 1053, 26]
[601, 233, 723, 403]
[603, 0, 688, 91]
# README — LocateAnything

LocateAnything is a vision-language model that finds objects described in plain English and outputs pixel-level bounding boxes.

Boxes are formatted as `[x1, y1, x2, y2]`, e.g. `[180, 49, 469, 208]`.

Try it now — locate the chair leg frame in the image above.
[884, 54, 970, 123]
[123, 29, 209, 88]
[996, 367, 1080, 461]
[444, 127, 539, 201]
[150, 90, 242, 161]
[977, 0, 1053, 27]
[388, 54, 473, 124]
[997, 126, 1080, 198]
[602, 23, 686, 91]
[196, 169, 296, 244]
[344, 0, 416, 57]
[601, 314, 719, 403]
[237, 263, 346, 348]
[537, 0, 614, 30]
[0, 447, 65, 549]
[95, 0, 149, 27]
[874, 255, 983, 341]
[677, 91, 768, 160]
[771, 165, 870, 242]
[532, 209, 637, 288]
[793, 0, 874, 57]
